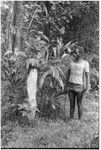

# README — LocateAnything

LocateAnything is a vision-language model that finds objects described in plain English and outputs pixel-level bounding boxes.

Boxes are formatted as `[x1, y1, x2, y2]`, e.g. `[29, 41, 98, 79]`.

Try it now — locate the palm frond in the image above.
[67, 47, 71, 53]
[60, 41, 72, 56]
[38, 40, 46, 45]
[52, 66, 64, 90]
[28, 6, 39, 30]
[39, 69, 51, 88]
[56, 66, 66, 79]
[49, 66, 59, 78]
[45, 47, 50, 61]
[56, 38, 64, 56]
[63, 41, 71, 50]
[41, 2, 48, 17]
[40, 65, 65, 90]
[38, 31, 50, 42]
[53, 47, 57, 58]
[57, 78, 64, 90]
[58, 27, 65, 34]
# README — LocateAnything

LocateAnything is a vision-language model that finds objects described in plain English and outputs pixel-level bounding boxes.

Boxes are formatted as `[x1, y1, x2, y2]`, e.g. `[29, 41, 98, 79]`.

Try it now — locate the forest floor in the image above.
[1, 91, 99, 149]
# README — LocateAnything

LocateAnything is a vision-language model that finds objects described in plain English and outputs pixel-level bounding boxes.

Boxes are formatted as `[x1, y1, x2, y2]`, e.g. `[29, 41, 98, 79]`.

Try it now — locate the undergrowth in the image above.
[1, 91, 99, 148]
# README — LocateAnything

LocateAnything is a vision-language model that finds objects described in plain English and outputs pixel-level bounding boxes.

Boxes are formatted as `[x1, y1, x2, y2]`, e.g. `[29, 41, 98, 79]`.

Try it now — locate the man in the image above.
[67, 46, 90, 120]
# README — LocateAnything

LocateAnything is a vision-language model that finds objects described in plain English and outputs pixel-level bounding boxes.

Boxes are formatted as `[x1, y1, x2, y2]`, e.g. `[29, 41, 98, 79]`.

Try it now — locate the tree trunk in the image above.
[27, 69, 38, 120]
[12, 1, 23, 53]
[43, 1, 51, 39]
[6, 2, 13, 52]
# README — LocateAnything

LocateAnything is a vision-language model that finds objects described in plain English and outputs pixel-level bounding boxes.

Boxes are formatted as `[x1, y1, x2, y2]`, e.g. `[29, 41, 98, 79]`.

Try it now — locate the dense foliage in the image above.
[1, 1, 99, 124]
[1, 1, 99, 149]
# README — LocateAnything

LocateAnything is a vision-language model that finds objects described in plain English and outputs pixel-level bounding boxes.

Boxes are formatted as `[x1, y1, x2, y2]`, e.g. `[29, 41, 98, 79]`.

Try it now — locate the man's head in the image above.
[72, 46, 84, 61]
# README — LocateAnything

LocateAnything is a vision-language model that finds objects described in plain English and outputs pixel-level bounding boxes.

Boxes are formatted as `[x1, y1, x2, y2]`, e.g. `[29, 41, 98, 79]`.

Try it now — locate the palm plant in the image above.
[39, 65, 65, 90]
[26, 36, 74, 116]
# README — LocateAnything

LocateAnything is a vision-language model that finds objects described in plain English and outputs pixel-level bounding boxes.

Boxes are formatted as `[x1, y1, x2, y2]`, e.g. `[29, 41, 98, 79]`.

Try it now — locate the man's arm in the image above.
[84, 61, 90, 93]
[85, 72, 90, 92]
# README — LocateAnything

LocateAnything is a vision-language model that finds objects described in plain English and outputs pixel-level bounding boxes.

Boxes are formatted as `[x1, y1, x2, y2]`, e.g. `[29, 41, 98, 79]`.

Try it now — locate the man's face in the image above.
[73, 49, 80, 61]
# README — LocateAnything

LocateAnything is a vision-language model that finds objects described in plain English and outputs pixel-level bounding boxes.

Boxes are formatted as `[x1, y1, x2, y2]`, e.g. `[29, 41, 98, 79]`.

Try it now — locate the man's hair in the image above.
[72, 45, 84, 56]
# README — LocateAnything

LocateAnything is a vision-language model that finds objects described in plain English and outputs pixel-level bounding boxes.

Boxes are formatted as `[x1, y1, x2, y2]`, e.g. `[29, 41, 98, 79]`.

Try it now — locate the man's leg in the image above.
[76, 91, 83, 120]
[68, 90, 76, 119]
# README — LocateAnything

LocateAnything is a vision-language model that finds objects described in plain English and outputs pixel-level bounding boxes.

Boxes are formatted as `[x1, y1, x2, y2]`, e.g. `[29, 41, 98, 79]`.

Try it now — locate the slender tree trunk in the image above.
[12, 1, 17, 53]
[6, 2, 13, 53]
[43, 1, 51, 39]
[12, 1, 23, 53]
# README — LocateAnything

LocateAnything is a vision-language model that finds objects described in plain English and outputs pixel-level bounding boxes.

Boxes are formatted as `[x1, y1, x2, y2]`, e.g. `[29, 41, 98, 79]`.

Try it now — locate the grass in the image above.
[1, 91, 99, 148]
